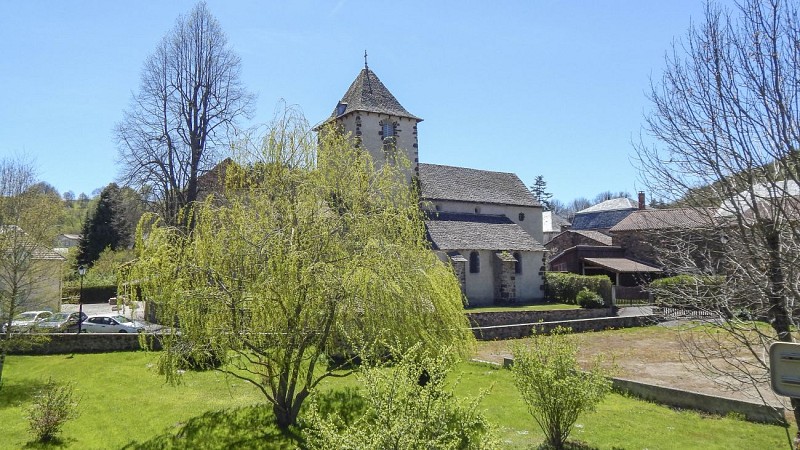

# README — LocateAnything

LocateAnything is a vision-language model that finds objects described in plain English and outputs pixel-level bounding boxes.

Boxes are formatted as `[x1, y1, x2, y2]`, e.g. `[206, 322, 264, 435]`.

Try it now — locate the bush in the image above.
[545, 273, 611, 305]
[304, 345, 498, 449]
[512, 327, 611, 450]
[576, 288, 605, 309]
[26, 378, 80, 443]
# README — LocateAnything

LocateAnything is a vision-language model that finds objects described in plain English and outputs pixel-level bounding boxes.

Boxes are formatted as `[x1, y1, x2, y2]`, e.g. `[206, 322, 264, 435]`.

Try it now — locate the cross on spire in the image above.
[364, 50, 368, 70]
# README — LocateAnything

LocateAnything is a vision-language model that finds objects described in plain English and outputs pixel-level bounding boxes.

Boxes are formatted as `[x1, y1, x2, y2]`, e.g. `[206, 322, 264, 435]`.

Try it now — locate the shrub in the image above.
[26, 378, 80, 443]
[576, 288, 605, 309]
[545, 273, 611, 305]
[304, 345, 498, 449]
[511, 327, 611, 450]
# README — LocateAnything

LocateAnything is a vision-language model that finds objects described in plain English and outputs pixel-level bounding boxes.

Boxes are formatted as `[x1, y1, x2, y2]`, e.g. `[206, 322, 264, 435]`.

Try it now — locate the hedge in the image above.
[544, 272, 612, 305]
[62, 285, 117, 304]
[648, 275, 724, 307]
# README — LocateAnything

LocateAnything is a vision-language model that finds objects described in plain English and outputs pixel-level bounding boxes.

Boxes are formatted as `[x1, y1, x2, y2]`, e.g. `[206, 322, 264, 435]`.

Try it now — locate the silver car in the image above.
[82, 315, 145, 333]
[4, 311, 53, 333]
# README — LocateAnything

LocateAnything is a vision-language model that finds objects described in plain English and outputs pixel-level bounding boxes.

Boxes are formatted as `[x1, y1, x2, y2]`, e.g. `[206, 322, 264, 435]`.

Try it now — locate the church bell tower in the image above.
[320, 53, 422, 180]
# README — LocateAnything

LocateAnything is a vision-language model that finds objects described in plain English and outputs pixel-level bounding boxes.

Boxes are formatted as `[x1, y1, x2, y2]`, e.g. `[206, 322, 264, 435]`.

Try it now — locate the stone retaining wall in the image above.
[612, 378, 785, 424]
[472, 315, 659, 340]
[502, 358, 785, 425]
[8, 333, 162, 355]
[466, 308, 612, 327]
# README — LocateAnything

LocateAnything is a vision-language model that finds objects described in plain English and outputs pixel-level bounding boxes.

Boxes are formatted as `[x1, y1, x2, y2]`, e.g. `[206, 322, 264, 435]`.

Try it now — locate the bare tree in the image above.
[0, 157, 62, 388]
[636, 0, 800, 442]
[116, 1, 253, 228]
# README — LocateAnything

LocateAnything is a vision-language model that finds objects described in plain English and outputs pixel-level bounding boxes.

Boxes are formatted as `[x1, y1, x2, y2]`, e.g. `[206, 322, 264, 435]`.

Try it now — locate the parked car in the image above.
[82, 315, 145, 333]
[34, 312, 87, 333]
[3, 311, 53, 333]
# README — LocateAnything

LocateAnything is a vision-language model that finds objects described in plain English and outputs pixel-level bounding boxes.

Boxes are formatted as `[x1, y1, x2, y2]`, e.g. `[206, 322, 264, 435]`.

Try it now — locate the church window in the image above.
[519, 213, 525, 221]
[514, 252, 522, 274]
[474, 207, 481, 214]
[469, 251, 480, 273]
[382, 121, 395, 138]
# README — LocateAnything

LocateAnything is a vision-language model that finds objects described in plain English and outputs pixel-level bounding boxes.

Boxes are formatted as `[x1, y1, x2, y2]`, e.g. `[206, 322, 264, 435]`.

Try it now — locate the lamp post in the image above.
[77, 265, 86, 334]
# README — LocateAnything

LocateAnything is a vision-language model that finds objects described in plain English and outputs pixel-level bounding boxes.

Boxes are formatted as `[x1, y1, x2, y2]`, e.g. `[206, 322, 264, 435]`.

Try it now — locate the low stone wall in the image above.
[8, 333, 162, 355]
[466, 308, 612, 328]
[612, 378, 785, 425]
[502, 358, 785, 425]
[471, 315, 660, 340]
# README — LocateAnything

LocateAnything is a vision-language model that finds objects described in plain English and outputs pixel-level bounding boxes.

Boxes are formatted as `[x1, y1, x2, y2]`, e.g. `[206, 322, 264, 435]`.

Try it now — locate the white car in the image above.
[82, 315, 145, 333]
[4, 311, 53, 333]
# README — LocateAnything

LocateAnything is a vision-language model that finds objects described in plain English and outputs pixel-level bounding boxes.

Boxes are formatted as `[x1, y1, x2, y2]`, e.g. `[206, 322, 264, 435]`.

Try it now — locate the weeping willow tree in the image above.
[127, 107, 473, 429]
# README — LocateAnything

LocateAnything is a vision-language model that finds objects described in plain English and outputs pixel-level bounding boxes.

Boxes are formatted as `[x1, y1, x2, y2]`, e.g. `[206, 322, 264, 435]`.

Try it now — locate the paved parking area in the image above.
[61, 301, 146, 320]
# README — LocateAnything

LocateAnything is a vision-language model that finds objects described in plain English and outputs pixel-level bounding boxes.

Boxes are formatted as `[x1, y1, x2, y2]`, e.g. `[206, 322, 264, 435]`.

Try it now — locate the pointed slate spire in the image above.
[331, 67, 421, 120]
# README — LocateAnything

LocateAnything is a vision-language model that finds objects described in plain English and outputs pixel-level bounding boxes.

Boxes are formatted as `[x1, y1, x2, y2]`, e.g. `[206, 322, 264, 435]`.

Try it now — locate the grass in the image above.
[466, 302, 579, 313]
[1, 351, 795, 449]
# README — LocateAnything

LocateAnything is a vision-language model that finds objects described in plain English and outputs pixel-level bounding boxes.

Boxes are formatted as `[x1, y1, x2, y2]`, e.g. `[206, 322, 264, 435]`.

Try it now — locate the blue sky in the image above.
[0, 1, 723, 203]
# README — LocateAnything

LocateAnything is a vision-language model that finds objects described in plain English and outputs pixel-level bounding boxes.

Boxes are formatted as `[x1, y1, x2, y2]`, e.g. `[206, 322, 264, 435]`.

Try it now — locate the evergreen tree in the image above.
[530, 175, 553, 210]
[77, 183, 130, 267]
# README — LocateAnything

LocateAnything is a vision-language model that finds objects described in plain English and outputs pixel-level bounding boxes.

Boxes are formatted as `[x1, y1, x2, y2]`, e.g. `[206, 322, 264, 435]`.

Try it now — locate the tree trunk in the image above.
[0, 347, 6, 390]
[272, 387, 309, 429]
[764, 226, 799, 447]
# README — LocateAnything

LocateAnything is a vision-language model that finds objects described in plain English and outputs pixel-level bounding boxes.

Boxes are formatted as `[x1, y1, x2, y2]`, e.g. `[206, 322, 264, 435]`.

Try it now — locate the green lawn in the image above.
[466, 302, 580, 313]
[0, 352, 793, 449]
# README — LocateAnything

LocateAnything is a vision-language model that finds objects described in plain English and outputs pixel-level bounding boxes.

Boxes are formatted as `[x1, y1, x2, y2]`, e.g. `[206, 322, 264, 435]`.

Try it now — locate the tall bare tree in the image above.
[636, 0, 800, 442]
[0, 157, 62, 388]
[116, 2, 253, 227]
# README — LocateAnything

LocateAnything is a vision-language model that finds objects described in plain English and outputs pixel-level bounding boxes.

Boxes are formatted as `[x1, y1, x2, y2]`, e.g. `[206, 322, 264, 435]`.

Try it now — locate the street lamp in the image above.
[77, 265, 86, 334]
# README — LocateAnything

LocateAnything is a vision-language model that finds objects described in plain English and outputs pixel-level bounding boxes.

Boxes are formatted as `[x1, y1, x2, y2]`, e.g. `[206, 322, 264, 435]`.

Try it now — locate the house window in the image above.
[469, 251, 480, 273]
[514, 252, 522, 274]
[519, 213, 525, 221]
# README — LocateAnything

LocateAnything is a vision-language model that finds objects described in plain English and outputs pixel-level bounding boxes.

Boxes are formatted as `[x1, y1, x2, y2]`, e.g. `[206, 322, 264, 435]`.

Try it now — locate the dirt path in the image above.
[474, 320, 789, 409]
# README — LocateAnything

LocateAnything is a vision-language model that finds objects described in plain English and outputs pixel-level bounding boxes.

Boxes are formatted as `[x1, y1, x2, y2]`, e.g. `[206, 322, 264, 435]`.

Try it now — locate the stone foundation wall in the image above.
[466, 308, 612, 327]
[8, 333, 162, 355]
[471, 314, 659, 340]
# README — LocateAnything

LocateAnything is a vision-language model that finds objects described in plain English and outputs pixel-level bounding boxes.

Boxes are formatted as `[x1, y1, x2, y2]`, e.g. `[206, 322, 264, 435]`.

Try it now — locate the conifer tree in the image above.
[77, 183, 129, 267]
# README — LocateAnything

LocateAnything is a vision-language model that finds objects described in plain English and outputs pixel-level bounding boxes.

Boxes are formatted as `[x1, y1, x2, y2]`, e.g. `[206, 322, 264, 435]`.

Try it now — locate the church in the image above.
[318, 62, 547, 306]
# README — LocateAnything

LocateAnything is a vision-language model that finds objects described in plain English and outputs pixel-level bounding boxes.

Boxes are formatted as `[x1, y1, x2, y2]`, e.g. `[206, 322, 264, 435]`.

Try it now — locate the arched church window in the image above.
[469, 251, 480, 273]
[514, 252, 522, 274]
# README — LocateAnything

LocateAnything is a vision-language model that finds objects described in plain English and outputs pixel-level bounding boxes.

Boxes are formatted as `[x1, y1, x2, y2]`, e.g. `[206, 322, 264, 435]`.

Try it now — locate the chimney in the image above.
[638, 191, 646, 210]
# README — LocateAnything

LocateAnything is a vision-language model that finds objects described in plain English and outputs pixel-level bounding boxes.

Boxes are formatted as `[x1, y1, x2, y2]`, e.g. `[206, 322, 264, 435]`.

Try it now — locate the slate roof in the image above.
[576, 198, 638, 214]
[570, 209, 635, 230]
[0, 227, 65, 261]
[610, 208, 715, 232]
[329, 68, 420, 120]
[717, 180, 800, 217]
[570, 230, 613, 246]
[418, 163, 540, 207]
[583, 257, 662, 273]
[425, 212, 545, 252]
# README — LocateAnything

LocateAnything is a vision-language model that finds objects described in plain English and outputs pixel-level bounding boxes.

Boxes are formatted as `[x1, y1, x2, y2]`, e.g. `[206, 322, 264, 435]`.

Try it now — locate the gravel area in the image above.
[474, 315, 789, 410]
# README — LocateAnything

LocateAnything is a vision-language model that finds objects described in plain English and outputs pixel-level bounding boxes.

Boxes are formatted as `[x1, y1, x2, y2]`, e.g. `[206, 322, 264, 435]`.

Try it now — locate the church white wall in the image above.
[428, 200, 544, 244]
[338, 112, 419, 179]
[458, 249, 545, 305]
[516, 251, 546, 301]
[463, 249, 495, 306]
